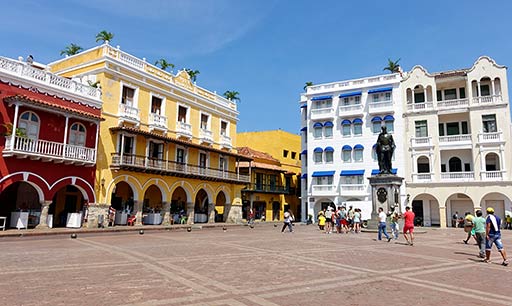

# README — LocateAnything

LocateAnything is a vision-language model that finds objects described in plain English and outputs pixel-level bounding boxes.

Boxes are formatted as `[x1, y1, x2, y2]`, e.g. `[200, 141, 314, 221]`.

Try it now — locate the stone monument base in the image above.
[367, 174, 403, 230]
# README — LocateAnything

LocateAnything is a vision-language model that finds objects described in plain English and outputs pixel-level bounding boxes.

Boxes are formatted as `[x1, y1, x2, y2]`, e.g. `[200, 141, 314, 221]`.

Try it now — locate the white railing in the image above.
[0, 56, 101, 104]
[437, 98, 469, 109]
[339, 184, 366, 193]
[439, 134, 471, 143]
[200, 129, 213, 143]
[478, 131, 502, 143]
[311, 185, 336, 194]
[481, 171, 505, 181]
[368, 100, 393, 112]
[410, 137, 432, 147]
[220, 134, 232, 148]
[118, 104, 140, 121]
[149, 112, 167, 128]
[310, 107, 334, 119]
[177, 121, 192, 137]
[441, 172, 474, 181]
[407, 102, 434, 111]
[412, 173, 432, 182]
[307, 74, 399, 93]
[338, 104, 363, 114]
[3, 136, 96, 163]
[472, 95, 503, 104]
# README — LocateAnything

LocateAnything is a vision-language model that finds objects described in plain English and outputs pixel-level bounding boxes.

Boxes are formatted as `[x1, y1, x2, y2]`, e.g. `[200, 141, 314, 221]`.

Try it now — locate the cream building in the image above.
[402, 56, 512, 227]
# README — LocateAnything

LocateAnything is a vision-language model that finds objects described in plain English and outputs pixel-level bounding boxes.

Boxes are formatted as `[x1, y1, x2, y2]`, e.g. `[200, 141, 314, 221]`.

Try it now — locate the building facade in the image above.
[48, 43, 250, 226]
[402, 56, 512, 227]
[237, 130, 301, 220]
[300, 73, 405, 222]
[0, 55, 102, 228]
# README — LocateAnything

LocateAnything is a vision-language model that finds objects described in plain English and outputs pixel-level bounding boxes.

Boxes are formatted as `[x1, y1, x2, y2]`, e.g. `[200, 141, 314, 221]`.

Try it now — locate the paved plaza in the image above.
[1, 224, 512, 306]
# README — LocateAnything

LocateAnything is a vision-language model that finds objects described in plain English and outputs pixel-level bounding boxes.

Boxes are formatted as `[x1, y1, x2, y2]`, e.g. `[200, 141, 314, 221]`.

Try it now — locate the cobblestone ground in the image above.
[1, 224, 512, 306]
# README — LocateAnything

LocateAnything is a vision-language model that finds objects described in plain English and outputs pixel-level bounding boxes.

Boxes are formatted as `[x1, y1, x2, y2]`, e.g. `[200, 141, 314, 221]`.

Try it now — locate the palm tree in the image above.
[60, 43, 83, 56]
[185, 69, 200, 82]
[95, 30, 114, 44]
[304, 81, 313, 91]
[383, 58, 401, 73]
[154, 59, 175, 71]
[223, 90, 240, 102]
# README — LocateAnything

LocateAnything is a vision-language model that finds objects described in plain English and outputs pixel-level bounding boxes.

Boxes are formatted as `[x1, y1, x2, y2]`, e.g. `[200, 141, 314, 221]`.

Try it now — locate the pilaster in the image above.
[36, 201, 52, 229]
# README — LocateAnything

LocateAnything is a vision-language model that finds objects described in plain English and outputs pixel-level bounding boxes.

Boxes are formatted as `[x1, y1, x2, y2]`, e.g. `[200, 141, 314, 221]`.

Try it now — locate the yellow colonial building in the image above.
[237, 130, 302, 220]
[48, 43, 251, 226]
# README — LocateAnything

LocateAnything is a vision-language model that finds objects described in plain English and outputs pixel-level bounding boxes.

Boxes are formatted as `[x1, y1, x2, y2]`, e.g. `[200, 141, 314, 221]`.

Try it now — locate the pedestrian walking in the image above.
[402, 206, 415, 246]
[378, 208, 392, 242]
[472, 210, 486, 259]
[463, 212, 477, 244]
[247, 208, 255, 226]
[483, 207, 508, 266]
[281, 209, 294, 233]
[325, 207, 333, 234]
[390, 211, 399, 240]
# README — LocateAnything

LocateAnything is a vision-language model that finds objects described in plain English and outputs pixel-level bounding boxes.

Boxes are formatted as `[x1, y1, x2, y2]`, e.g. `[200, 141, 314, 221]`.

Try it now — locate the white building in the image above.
[402, 56, 512, 227]
[300, 73, 406, 221]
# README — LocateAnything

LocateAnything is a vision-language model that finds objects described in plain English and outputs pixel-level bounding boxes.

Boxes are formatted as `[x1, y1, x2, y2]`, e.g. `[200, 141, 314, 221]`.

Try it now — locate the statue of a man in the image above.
[375, 126, 395, 174]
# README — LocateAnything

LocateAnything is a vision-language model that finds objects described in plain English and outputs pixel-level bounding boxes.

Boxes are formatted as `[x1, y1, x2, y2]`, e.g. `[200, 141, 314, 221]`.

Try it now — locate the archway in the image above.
[480, 192, 510, 221]
[485, 152, 500, 171]
[417, 156, 430, 173]
[0, 181, 41, 228]
[170, 186, 187, 224]
[215, 191, 227, 222]
[111, 182, 135, 213]
[410, 194, 440, 227]
[448, 157, 462, 172]
[143, 185, 163, 213]
[445, 193, 474, 228]
[313, 198, 335, 219]
[49, 185, 85, 228]
[194, 189, 208, 223]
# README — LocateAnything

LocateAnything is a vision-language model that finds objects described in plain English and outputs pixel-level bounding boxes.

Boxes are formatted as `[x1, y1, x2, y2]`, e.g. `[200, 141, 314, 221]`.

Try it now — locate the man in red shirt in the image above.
[402, 206, 415, 246]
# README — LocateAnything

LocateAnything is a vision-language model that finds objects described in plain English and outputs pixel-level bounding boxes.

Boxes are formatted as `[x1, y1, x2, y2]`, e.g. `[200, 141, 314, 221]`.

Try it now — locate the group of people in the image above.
[462, 207, 508, 266]
[317, 206, 362, 234]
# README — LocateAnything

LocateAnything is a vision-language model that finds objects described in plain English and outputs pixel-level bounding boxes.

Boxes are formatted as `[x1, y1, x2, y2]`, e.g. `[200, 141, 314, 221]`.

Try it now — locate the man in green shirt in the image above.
[472, 210, 486, 258]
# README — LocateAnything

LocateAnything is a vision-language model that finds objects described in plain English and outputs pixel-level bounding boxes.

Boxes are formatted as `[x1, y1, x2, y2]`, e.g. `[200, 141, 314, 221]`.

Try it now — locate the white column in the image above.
[499, 144, 506, 173]
[120, 134, 125, 163]
[477, 81, 481, 97]
[411, 89, 415, 104]
[423, 88, 427, 103]
[491, 79, 496, 99]
[10, 103, 20, 146]
[145, 139, 149, 167]
[480, 148, 486, 179]
[93, 122, 100, 163]
[62, 116, 69, 157]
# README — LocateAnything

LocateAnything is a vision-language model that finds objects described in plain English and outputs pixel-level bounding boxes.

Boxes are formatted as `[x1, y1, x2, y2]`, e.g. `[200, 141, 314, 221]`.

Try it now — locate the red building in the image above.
[0, 56, 102, 229]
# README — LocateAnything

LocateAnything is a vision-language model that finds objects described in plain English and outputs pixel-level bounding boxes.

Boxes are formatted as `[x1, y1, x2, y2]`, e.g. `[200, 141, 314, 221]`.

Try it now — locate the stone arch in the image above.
[0, 172, 48, 201]
[410, 193, 441, 227]
[478, 192, 511, 221]
[50, 185, 86, 227]
[416, 155, 430, 173]
[313, 197, 335, 217]
[193, 183, 214, 202]
[142, 185, 163, 212]
[445, 192, 474, 227]
[49, 176, 95, 203]
[484, 152, 500, 171]
[141, 178, 169, 203]
[215, 185, 232, 205]
[0, 181, 43, 227]
[169, 181, 193, 203]
[494, 77, 502, 95]
[105, 175, 142, 204]
[194, 189, 209, 223]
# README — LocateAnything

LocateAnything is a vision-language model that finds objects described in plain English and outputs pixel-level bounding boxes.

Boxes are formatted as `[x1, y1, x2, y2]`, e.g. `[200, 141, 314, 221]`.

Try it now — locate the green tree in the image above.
[223, 90, 240, 102]
[154, 58, 175, 71]
[304, 81, 313, 91]
[185, 69, 200, 82]
[383, 58, 401, 73]
[95, 30, 114, 43]
[60, 43, 83, 56]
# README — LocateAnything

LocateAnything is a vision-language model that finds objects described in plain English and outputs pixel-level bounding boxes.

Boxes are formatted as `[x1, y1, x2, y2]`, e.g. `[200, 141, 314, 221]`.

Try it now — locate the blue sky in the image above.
[2, 0, 512, 133]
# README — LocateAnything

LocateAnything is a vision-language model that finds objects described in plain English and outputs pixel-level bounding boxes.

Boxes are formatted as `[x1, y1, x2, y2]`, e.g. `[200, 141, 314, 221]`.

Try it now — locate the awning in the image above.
[312, 171, 335, 177]
[324, 146, 334, 152]
[311, 95, 332, 101]
[301, 150, 307, 155]
[352, 118, 363, 124]
[371, 116, 382, 122]
[368, 87, 393, 94]
[313, 122, 323, 128]
[342, 145, 352, 151]
[300, 127, 307, 132]
[301, 173, 307, 179]
[371, 168, 398, 175]
[354, 144, 364, 150]
[300, 104, 307, 108]
[383, 115, 395, 121]
[340, 170, 365, 176]
[313, 147, 323, 153]
[323, 121, 334, 127]
[341, 119, 352, 125]
[339, 91, 362, 98]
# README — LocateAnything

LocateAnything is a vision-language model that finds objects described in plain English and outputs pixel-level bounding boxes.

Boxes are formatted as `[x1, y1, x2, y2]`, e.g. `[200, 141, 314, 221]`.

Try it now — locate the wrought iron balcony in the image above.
[243, 183, 289, 194]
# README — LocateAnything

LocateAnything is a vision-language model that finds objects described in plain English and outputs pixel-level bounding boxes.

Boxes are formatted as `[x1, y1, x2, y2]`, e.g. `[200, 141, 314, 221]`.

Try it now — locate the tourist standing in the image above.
[390, 211, 399, 240]
[452, 211, 459, 227]
[402, 206, 415, 246]
[247, 208, 255, 226]
[472, 210, 486, 259]
[325, 207, 333, 234]
[318, 212, 326, 231]
[281, 209, 294, 233]
[339, 206, 349, 233]
[353, 208, 361, 233]
[378, 208, 392, 242]
[484, 207, 508, 266]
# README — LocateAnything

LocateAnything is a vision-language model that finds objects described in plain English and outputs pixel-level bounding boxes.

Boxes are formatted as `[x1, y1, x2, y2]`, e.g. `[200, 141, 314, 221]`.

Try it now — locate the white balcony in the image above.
[200, 129, 213, 144]
[410, 137, 433, 149]
[437, 98, 469, 112]
[148, 112, 167, 131]
[439, 134, 472, 148]
[118, 104, 140, 123]
[368, 100, 394, 114]
[411, 173, 433, 182]
[176, 121, 192, 139]
[441, 172, 474, 181]
[407, 102, 434, 112]
[311, 184, 336, 196]
[3, 136, 96, 165]
[339, 184, 367, 196]
[338, 104, 363, 116]
[472, 95, 503, 105]
[220, 134, 232, 149]
[310, 107, 335, 120]
[481, 170, 506, 181]
[477, 131, 503, 144]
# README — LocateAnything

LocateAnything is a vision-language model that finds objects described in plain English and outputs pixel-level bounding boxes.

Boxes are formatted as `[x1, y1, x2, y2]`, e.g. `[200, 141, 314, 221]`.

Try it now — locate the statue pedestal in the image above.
[367, 174, 403, 229]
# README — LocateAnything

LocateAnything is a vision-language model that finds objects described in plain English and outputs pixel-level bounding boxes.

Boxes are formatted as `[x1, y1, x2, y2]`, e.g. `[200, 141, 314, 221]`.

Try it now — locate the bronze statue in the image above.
[375, 126, 395, 175]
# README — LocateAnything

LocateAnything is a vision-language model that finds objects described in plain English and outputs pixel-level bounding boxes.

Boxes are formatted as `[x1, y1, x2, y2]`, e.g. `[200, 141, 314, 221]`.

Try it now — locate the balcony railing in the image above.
[411, 173, 433, 182]
[478, 131, 503, 143]
[472, 95, 503, 105]
[481, 170, 505, 181]
[244, 183, 289, 193]
[307, 73, 399, 93]
[111, 153, 250, 182]
[3, 136, 96, 164]
[368, 100, 393, 113]
[439, 134, 471, 145]
[407, 102, 434, 112]
[441, 171, 474, 181]
[338, 104, 363, 115]
[410, 136, 432, 148]
[310, 107, 334, 120]
[339, 184, 366, 194]
[148, 112, 167, 129]
[119, 104, 140, 122]
[200, 129, 213, 143]
[220, 134, 232, 149]
[437, 98, 469, 110]
[311, 184, 336, 195]
[176, 121, 192, 138]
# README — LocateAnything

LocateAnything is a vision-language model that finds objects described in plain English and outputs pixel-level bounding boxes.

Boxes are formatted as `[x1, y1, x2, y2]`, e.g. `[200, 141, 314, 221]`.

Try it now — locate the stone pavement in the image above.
[1, 224, 511, 306]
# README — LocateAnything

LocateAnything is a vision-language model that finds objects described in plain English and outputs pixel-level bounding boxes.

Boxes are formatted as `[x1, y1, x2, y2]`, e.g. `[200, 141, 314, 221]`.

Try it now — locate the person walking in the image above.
[378, 208, 392, 242]
[483, 207, 508, 266]
[402, 206, 415, 246]
[325, 207, 333, 234]
[281, 209, 294, 233]
[472, 210, 486, 259]
[463, 212, 476, 244]
[390, 211, 400, 240]
[247, 208, 255, 226]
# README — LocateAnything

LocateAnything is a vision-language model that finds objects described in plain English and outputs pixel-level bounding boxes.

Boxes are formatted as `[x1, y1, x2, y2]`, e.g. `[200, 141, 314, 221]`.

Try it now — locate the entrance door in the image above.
[412, 200, 423, 226]
[272, 202, 280, 220]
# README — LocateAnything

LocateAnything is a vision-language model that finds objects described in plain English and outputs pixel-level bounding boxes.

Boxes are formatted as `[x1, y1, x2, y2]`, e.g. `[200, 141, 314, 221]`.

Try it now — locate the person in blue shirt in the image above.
[484, 207, 508, 266]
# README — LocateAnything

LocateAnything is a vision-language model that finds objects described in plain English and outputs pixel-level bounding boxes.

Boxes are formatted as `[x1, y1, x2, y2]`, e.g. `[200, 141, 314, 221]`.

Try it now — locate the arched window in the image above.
[448, 157, 462, 172]
[18, 111, 40, 139]
[417, 156, 430, 173]
[69, 123, 86, 146]
[485, 153, 500, 171]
